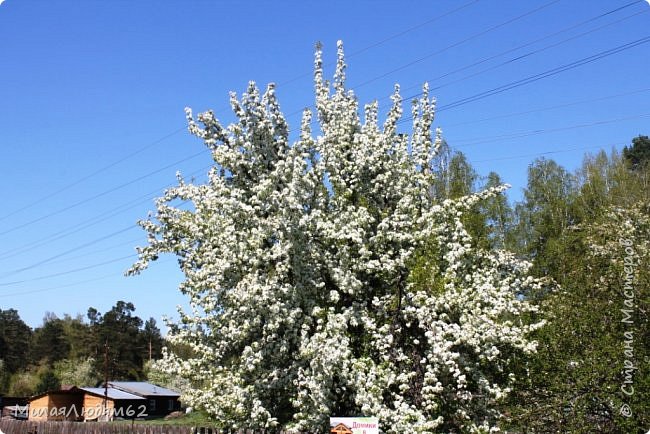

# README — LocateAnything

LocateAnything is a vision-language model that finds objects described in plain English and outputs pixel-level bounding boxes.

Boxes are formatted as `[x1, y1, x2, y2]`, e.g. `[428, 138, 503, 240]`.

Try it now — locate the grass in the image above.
[114, 410, 215, 427]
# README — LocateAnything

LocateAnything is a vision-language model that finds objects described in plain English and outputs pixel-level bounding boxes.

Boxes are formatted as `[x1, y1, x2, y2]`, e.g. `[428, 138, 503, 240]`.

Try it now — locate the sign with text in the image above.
[330, 417, 379, 434]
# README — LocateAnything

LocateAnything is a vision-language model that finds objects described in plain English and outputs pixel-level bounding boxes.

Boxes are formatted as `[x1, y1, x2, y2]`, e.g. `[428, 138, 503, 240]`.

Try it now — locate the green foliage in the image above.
[623, 135, 650, 171]
[7, 370, 39, 396]
[0, 309, 32, 375]
[0, 301, 165, 396]
[502, 147, 650, 432]
[144, 359, 191, 396]
[35, 369, 61, 395]
[30, 313, 70, 366]
[431, 148, 514, 251]
[60, 313, 96, 360]
[518, 158, 576, 272]
[88, 301, 147, 380]
[142, 317, 164, 362]
[53, 357, 98, 387]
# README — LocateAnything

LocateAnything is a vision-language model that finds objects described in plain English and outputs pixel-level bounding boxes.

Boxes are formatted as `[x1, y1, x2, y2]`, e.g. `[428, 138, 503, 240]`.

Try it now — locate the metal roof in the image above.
[79, 387, 145, 401]
[106, 382, 180, 398]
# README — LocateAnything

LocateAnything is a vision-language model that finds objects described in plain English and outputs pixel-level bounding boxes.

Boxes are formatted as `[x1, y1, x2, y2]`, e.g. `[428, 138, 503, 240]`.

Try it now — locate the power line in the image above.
[471, 142, 626, 164]
[450, 113, 650, 148]
[443, 87, 650, 127]
[43, 236, 146, 267]
[7, 0, 627, 243]
[397, 0, 644, 98]
[4, 2, 647, 291]
[350, 0, 564, 90]
[0, 256, 175, 298]
[0, 189, 155, 261]
[394, 34, 650, 123]
[276, 0, 482, 88]
[0, 272, 119, 298]
[0, 149, 208, 237]
[0, 3, 482, 237]
[410, 9, 647, 98]
[0, 126, 186, 223]
[0, 253, 137, 287]
[285, 0, 644, 124]
[6, 110, 642, 280]
[0, 165, 211, 261]
[0, 225, 137, 278]
[7, 32, 644, 248]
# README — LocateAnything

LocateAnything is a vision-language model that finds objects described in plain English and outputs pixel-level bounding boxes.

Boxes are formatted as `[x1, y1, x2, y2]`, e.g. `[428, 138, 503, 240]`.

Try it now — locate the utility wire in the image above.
[443, 87, 650, 127]
[0, 1, 482, 228]
[450, 113, 650, 148]
[284, 0, 644, 123]
[6, 31, 645, 245]
[350, 0, 564, 90]
[43, 236, 146, 267]
[0, 150, 207, 237]
[5, 32, 644, 251]
[409, 9, 647, 98]
[4, 2, 647, 287]
[0, 253, 137, 287]
[397, 0, 644, 97]
[471, 142, 625, 164]
[0, 225, 137, 278]
[0, 257, 174, 297]
[0, 127, 186, 223]
[277, 0, 482, 88]
[5, 111, 641, 278]
[0, 165, 211, 261]
[394, 34, 650, 123]
[3, 0, 616, 239]
[0, 272, 120, 297]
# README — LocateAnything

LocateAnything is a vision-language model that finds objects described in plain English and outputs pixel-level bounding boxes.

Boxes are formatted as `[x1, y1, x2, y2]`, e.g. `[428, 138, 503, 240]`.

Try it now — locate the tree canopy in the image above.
[0, 301, 163, 397]
[130, 42, 544, 432]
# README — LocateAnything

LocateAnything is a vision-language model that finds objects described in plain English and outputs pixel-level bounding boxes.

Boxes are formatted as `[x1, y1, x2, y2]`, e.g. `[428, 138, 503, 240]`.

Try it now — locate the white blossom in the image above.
[129, 41, 545, 433]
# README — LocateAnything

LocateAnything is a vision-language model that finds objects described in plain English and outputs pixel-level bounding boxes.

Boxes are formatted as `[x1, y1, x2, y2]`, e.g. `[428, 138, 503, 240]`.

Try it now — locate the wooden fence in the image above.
[0, 419, 300, 434]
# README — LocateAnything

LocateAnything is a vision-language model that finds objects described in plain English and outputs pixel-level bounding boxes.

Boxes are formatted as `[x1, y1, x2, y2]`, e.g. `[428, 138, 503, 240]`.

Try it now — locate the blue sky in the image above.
[1, 0, 649, 329]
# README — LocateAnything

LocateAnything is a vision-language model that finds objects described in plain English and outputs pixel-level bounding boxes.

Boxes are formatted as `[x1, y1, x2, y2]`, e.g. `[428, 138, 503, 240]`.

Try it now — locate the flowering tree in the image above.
[129, 42, 544, 433]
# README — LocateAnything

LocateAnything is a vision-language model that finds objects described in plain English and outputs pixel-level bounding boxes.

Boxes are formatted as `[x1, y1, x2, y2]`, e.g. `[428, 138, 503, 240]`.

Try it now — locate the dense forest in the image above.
[1, 135, 648, 431]
[0, 301, 164, 396]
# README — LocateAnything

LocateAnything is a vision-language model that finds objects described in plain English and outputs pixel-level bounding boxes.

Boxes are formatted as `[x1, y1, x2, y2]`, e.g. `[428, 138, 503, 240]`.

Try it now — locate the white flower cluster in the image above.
[129, 41, 544, 433]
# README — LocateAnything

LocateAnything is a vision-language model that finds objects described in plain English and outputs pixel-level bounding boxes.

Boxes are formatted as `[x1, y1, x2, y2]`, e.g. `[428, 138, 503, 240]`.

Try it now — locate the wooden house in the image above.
[27, 389, 84, 421]
[104, 382, 181, 417]
[78, 387, 145, 421]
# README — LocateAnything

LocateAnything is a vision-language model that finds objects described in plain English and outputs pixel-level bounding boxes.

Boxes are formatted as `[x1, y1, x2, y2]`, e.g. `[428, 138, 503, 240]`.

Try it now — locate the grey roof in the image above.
[106, 382, 180, 398]
[79, 387, 145, 401]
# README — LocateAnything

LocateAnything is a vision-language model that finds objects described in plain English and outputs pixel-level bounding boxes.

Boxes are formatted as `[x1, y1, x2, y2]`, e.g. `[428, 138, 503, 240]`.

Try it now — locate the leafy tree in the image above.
[623, 134, 650, 171]
[479, 171, 513, 250]
[129, 42, 545, 432]
[60, 313, 95, 361]
[7, 371, 39, 396]
[0, 309, 32, 378]
[53, 357, 98, 387]
[141, 317, 163, 362]
[516, 158, 575, 277]
[30, 313, 70, 366]
[88, 301, 145, 380]
[504, 203, 649, 432]
[144, 359, 191, 396]
[430, 148, 500, 250]
[0, 359, 6, 394]
[502, 149, 650, 432]
[34, 369, 61, 395]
